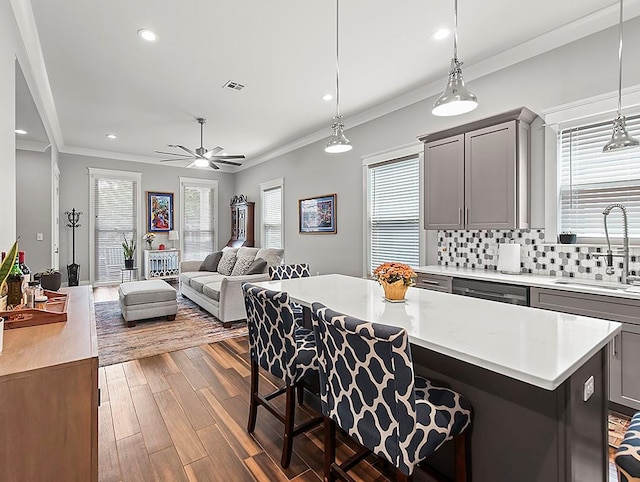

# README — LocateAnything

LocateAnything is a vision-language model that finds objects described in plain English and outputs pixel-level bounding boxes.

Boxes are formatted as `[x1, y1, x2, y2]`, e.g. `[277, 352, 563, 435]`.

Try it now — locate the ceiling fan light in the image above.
[194, 158, 209, 167]
[325, 117, 352, 153]
[603, 116, 640, 152]
[432, 59, 478, 117]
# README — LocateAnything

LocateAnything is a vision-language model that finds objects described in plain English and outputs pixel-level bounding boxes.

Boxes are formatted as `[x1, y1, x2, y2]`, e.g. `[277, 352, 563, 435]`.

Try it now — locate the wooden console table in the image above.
[0, 286, 98, 481]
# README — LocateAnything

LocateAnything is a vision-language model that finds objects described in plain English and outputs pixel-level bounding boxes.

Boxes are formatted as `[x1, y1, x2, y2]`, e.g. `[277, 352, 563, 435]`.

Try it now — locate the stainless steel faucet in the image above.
[598, 203, 639, 284]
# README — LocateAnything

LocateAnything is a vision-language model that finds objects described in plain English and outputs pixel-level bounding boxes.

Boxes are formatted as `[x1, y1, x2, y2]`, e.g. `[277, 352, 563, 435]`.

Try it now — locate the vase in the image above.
[381, 280, 408, 301]
[39, 272, 62, 291]
[146, 241, 153, 250]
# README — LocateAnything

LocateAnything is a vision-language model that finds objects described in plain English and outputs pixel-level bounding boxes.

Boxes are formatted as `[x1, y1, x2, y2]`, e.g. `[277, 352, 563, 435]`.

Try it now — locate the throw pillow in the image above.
[217, 251, 238, 276]
[245, 258, 268, 275]
[199, 251, 223, 272]
[231, 255, 256, 276]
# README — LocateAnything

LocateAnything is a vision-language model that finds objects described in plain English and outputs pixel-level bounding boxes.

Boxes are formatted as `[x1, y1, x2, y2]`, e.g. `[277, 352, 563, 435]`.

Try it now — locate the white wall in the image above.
[234, 17, 640, 278]
[58, 153, 236, 284]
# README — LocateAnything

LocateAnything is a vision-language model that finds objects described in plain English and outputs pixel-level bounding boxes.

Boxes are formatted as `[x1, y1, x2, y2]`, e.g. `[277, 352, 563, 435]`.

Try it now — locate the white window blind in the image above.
[183, 185, 215, 261]
[262, 186, 283, 249]
[559, 115, 640, 240]
[368, 156, 420, 274]
[94, 176, 138, 283]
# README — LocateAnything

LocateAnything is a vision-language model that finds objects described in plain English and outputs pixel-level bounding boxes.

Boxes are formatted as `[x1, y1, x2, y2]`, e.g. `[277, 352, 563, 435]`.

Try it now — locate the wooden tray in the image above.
[0, 290, 68, 329]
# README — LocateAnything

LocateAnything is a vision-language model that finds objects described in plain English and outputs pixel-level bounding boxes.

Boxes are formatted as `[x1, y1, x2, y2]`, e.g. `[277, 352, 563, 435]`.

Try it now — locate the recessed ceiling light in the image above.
[432, 28, 451, 41]
[137, 29, 158, 42]
[322, 94, 333, 101]
[106, 133, 117, 139]
[15, 129, 27, 135]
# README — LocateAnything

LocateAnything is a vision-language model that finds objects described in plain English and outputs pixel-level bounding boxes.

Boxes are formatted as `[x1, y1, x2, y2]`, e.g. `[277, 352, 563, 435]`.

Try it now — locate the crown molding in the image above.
[16, 139, 50, 152]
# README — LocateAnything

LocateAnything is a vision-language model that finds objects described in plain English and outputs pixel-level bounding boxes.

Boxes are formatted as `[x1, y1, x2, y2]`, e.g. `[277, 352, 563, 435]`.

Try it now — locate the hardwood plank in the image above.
[98, 401, 121, 482]
[129, 384, 173, 454]
[184, 456, 218, 482]
[183, 346, 206, 359]
[104, 363, 126, 383]
[99, 367, 110, 403]
[148, 446, 189, 482]
[122, 360, 148, 388]
[244, 452, 289, 482]
[153, 389, 207, 465]
[107, 367, 141, 441]
[292, 470, 323, 482]
[222, 336, 249, 355]
[197, 424, 255, 482]
[197, 387, 262, 459]
[166, 372, 215, 431]
[115, 433, 153, 482]
[213, 341, 251, 377]
[138, 356, 170, 393]
[161, 352, 181, 374]
[192, 355, 241, 400]
[169, 351, 209, 390]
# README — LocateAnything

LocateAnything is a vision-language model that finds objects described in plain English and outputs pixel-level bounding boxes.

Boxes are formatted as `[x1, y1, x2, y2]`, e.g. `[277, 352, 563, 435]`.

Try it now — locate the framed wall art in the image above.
[298, 193, 337, 234]
[147, 191, 174, 233]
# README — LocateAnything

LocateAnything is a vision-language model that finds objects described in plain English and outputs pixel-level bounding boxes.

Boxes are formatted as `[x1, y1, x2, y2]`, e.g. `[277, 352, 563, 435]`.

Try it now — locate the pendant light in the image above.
[325, 0, 352, 153]
[603, 0, 639, 152]
[432, 0, 478, 117]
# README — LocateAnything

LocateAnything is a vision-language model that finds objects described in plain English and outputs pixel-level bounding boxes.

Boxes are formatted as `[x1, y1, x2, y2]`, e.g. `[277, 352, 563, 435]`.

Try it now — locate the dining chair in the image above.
[311, 301, 473, 482]
[242, 282, 322, 468]
[269, 263, 310, 323]
[615, 411, 640, 482]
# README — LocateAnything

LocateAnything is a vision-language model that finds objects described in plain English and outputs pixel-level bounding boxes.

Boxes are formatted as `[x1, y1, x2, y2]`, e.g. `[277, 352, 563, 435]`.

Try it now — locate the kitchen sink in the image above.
[550, 279, 630, 291]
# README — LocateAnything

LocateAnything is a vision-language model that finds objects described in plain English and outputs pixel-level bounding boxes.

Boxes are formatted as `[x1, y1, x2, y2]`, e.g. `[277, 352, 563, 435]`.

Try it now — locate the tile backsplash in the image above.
[437, 229, 640, 284]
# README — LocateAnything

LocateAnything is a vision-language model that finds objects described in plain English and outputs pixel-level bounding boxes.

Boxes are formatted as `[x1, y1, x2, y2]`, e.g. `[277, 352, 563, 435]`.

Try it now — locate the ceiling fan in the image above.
[154, 118, 245, 170]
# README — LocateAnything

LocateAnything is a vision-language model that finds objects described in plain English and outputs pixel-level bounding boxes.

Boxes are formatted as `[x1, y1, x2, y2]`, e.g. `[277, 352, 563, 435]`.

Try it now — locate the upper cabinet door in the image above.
[464, 121, 517, 230]
[424, 134, 464, 229]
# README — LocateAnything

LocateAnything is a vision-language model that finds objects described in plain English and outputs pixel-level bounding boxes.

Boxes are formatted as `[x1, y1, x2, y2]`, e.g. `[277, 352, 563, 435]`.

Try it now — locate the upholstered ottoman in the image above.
[615, 412, 640, 482]
[118, 280, 178, 327]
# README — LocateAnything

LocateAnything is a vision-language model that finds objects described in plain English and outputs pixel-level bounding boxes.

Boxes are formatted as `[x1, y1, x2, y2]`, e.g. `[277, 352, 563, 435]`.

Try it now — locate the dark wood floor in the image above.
[94, 287, 621, 482]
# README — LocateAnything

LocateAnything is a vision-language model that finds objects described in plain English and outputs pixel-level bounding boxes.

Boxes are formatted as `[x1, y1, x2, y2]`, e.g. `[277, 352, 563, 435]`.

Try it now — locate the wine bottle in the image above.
[7, 257, 24, 307]
[19, 251, 31, 283]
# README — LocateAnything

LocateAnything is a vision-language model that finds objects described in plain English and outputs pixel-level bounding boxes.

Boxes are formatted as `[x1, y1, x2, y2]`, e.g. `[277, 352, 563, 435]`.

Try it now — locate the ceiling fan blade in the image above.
[169, 144, 199, 158]
[203, 146, 224, 159]
[155, 150, 192, 157]
[211, 159, 242, 166]
[186, 160, 197, 169]
[208, 161, 220, 170]
[158, 157, 193, 162]
[209, 155, 245, 160]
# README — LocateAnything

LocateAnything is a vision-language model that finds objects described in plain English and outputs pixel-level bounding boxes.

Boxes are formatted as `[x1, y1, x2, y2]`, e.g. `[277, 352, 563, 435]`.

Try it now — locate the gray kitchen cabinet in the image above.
[530, 287, 640, 410]
[420, 107, 535, 230]
[415, 272, 453, 293]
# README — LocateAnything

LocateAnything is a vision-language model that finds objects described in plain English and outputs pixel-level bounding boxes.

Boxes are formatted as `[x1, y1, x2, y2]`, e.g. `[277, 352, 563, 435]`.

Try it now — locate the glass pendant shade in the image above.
[432, 58, 477, 117]
[325, 116, 352, 153]
[603, 116, 640, 152]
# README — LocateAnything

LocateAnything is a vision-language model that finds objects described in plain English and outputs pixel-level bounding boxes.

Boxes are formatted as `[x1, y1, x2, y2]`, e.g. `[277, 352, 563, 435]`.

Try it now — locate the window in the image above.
[367, 155, 420, 274]
[180, 177, 219, 261]
[559, 114, 640, 241]
[89, 169, 141, 285]
[260, 178, 283, 249]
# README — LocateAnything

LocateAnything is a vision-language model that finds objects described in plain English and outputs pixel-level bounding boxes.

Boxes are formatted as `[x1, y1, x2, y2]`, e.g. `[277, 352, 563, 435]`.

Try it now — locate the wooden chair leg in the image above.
[324, 417, 337, 482]
[396, 470, 413, 482]
[454, 430, 471, 482]
[296, 384, 304, 405]
[281, 385, 296, 468]
[247, 360, 259, 433]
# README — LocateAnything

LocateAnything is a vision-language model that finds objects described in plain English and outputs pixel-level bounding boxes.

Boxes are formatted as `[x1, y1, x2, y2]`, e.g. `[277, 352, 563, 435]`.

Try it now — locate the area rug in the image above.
[95, 297, 247, 367]
[609, 412, 632, 449]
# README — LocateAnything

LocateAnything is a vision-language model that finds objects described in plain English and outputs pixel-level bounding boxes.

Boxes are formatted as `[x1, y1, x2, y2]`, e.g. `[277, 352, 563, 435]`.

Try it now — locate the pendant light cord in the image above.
[335, 0, 341, 118]
[453, 0, 458, 60]
[617, 0, 624, 116]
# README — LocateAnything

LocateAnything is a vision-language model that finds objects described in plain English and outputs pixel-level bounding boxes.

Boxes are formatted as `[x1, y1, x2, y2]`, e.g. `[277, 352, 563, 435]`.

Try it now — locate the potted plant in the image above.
[558, 231, 577, 244]
[0, 240, 19, 310]
[122, 234, 136, 269]
[372, 262, 417, 302]
[35, 268, 62, 291]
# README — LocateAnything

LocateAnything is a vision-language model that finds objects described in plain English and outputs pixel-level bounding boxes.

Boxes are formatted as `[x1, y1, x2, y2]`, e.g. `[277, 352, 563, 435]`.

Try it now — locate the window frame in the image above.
[88, 167, 142, 286]
[259, 177, 284, 250]
[179, 177, 219, 261]
[362, 144, 425, 278]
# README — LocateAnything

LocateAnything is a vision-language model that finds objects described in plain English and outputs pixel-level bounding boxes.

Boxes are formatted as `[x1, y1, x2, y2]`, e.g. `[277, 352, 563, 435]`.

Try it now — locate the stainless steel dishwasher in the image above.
[451, 278, 529, 306]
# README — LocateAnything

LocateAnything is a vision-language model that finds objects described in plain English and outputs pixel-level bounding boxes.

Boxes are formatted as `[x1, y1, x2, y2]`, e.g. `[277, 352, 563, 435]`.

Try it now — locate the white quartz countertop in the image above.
[415, 265, 640, 300]
[254, 274, 621, 391]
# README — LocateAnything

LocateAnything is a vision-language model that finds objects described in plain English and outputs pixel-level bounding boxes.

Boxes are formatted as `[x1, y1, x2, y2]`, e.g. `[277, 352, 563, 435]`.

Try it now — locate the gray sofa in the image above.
[179, 247, 284, 326]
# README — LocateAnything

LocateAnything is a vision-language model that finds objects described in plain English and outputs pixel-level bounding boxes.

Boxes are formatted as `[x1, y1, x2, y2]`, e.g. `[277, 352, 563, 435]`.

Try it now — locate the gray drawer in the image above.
[530, 287, 640, 325]
[416, 273, 452, 293]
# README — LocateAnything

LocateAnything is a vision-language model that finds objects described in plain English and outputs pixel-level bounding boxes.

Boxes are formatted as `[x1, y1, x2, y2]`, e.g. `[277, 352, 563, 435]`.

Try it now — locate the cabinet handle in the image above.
[612, 335, 618, 358]
[420, 279, 441, 286]
[465, 208, 469, 226]
[458, 208, 462, 226]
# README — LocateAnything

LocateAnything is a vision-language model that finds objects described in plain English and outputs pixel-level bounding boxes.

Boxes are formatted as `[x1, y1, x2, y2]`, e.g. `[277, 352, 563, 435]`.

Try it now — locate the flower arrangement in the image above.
[143, 233, 155, 249]
[373, 262, 416, 287]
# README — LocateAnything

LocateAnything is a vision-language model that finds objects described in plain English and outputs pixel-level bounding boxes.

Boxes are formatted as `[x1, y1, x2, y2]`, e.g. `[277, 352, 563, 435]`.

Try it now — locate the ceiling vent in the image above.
[223, 80, 245, 91]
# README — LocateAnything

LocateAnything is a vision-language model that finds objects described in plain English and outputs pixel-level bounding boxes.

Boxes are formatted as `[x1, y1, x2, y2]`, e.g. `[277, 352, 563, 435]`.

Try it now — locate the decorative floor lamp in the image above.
[65, 208, 82, 286]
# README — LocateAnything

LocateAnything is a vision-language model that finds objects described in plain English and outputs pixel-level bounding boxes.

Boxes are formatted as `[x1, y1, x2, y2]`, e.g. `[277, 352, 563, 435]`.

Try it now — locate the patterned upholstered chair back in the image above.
[269, 263, 311, 280]
[242, 283, 298, 385]
[311, 302, 418, 473]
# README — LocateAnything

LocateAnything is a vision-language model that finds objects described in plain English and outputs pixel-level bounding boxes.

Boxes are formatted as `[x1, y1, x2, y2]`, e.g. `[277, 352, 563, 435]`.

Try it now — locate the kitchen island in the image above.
[255, 274, 621, 482]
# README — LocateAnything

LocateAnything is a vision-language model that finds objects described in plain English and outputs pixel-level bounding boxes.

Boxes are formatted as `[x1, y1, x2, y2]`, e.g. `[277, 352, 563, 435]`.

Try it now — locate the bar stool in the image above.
[242, 283, 322, 468]
[311, 302, 473, 482]
[269, 263, 310, 323]
[615, 412, 640, 482]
